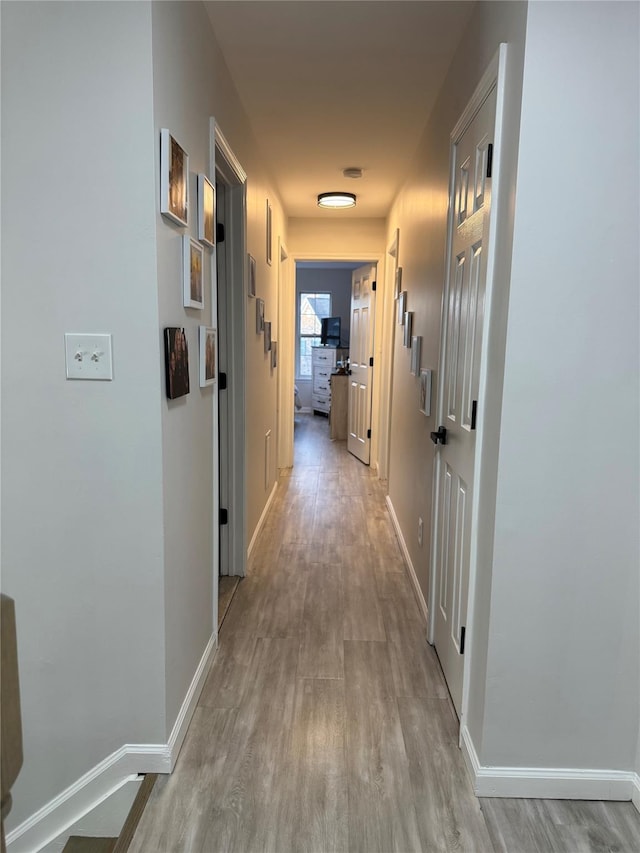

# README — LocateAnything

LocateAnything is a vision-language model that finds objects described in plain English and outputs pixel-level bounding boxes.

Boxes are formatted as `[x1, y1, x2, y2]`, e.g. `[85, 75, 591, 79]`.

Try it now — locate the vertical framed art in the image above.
[264, 321, 272, 353]
[164, 327, 190, 399]
[199, 326, 216, 387]
[266, 200, 272, 266]
[419, 369, 432, 416]
[197, 174, 215, 248]
[160, 129, 188, 227]
[183, 235, 204, 309]
[398, 291, 407, 324]
[248, 254, 256, 297]
[403, 312, 413, 346]
[256, 297, 265, 333]
[410, 335, 422, 375]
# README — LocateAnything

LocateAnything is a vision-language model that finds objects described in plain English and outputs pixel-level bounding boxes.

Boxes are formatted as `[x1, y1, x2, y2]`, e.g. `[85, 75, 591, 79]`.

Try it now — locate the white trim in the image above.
[167, 632, 218, 767]
[460, 725, 638, 802]
[213, 123, 247, 184]
[385, 495, 429, 626]
[247, 480, 278, 560]
[7, 747, 170, 853]
[632, 773, 640, 813]
[8, 634, 218, 853]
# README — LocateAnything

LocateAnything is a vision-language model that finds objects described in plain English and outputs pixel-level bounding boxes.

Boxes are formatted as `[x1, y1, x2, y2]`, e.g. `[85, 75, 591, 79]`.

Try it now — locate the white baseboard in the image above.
[9, 632, 218, 853]
[460, 724, 638, 802]
[167, 631, 218, 768]
[385, 495, 429, 625]
[632, 773, 640, 812]
[7, 746, 170, 853]
[247, 480, 278, 560]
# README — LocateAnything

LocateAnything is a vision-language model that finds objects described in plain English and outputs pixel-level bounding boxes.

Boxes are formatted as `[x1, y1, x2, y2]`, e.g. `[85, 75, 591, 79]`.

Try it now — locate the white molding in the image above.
[632, 773, 640, 813]
[7, 746, 170, 853]
[212, 120, 247, 184]
[247, 481, 278, 560]
[460, 724, 638, 802]
[167, 632, 218, 767]
[9, 634, 218, 852]
[385, 495, 429, 625]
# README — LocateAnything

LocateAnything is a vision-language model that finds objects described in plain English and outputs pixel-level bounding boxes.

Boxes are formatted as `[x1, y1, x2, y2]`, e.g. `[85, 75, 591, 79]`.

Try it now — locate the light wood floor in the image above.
[130, 414, 640, 852]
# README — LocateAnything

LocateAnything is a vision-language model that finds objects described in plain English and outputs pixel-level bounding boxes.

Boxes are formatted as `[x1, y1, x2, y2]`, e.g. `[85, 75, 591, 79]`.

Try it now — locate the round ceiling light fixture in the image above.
[317, 191, 356, 209]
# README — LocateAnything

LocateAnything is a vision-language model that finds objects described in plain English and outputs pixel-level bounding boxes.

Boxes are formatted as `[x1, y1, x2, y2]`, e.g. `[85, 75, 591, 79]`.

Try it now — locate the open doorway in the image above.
[212, 122, 247, 628]
[286, 256, 387, 476]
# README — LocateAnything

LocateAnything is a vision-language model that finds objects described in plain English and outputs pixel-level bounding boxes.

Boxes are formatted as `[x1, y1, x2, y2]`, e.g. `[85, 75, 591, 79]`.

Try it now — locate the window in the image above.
[298, 292, 331, 377]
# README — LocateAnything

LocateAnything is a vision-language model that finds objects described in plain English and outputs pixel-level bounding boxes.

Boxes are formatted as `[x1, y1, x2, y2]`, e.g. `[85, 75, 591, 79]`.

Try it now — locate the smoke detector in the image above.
[342, 168, 363, 179]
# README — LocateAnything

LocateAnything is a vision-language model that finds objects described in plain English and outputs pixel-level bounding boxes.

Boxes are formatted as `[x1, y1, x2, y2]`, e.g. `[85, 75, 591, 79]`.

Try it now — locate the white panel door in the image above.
[432, 86, 497, 717]
[347, 264, 376, 465]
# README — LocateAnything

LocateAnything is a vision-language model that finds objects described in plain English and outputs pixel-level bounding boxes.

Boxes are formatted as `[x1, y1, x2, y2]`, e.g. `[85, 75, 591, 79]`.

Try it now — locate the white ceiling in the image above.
[205, 1, 475, 219]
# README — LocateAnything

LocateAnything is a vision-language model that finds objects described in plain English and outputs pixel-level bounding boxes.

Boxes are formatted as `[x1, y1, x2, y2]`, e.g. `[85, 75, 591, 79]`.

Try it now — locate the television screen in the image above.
[321, 316, 341, 347]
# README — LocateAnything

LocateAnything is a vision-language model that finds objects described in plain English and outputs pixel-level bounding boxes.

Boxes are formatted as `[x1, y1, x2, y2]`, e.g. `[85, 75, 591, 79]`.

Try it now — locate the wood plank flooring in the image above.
[130, 414, 640, 853]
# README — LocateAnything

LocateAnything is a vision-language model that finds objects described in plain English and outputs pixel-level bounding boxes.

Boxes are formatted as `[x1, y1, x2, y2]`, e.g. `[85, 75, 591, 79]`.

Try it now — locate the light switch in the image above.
[65, 333, 113, 380]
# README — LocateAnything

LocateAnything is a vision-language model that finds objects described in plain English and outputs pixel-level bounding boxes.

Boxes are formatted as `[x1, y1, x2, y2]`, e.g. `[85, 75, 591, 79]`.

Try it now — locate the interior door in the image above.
[347, 264, 376, 464]
[432, 86, 497, 716]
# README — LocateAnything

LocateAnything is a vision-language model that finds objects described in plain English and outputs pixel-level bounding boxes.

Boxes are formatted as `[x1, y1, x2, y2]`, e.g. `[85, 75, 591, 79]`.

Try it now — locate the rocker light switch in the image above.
[65, 333, 113, 380]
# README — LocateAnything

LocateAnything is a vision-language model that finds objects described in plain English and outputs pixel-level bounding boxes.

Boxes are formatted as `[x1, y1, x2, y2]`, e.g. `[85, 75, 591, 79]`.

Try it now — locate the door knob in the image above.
[430, 426, 447, 445]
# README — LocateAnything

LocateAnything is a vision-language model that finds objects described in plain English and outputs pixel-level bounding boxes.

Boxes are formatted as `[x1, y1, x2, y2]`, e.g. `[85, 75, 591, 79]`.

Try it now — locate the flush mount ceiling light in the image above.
[317, 191, 356, 209]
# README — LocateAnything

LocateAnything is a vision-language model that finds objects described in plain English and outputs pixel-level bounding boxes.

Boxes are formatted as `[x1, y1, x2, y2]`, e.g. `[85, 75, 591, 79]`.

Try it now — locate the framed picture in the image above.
[183, 235, 204, 309]
[199, 326, 216, 387]
[266, 200, 272, 266]
[395, 266, 403, 300]
[248, 253, 256, 298]
[398, 291, 407, 324]
[164, 327, 190, 399]
[419, 368, 432, 416]
[411, 335, 422, 375]
[404, 312, 413, 346]
[256, 297, 265, 333]
[264, 321, 272, 353]
[160, 129, 188, 227]
[197, 174, 215, 248]
[271, 340, 278, 369]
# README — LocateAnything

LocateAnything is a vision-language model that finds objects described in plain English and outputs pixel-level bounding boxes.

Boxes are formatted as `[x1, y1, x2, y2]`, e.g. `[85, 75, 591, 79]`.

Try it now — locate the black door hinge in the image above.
[367, 428, 371, 439]
[486, 144, 493, 179]
[369, 356, 374, 367]
[220, 508, 228, 525]
[460, 626, 466, 655]
[216, 222, 225, 243]
[372, 280, 377, 292]
[219, 372, 227, 390]
[471, 400, 477, 431]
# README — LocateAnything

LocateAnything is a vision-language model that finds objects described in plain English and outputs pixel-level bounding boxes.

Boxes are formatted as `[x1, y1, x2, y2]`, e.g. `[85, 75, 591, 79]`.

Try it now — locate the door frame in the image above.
[212, 119, 247, 579]
[277, 239, 294, 470]
[287, 252, 385, 472]
[374, 230, 399, 481]
[427, 45, 510, 723]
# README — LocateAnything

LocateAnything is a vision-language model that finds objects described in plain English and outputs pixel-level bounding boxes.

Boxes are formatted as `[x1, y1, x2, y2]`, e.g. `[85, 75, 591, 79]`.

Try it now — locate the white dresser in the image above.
[311, 347, 347, 415]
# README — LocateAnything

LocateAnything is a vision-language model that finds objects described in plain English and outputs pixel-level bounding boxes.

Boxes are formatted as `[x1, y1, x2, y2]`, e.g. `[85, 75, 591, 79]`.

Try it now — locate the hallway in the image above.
[128, 415, 640, 853]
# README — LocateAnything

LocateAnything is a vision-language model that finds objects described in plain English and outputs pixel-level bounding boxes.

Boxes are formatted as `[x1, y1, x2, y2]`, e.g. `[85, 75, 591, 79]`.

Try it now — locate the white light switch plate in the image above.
[65, 333, 113, 380]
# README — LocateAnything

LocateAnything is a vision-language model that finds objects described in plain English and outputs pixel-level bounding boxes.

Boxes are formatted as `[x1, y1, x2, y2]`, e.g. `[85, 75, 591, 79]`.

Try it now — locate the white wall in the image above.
[288, 217, 386, 259]
[1, 0, 166, 831]
[476, 0, 639, 771]
[1, 0, 288, 836]
[385, 1, 527, 613]
[295, 268, 353, 409]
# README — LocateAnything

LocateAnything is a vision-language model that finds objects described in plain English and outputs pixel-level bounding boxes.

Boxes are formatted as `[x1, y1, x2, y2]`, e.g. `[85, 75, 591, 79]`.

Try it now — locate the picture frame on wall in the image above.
[398, 291, 407, 324]
[197, 174, 215, 248]
[395, 266, 403, 300]
[164, 327, 190, 399]
[410, 335, 421, 375]
[419, 368, 432, 416]
[199, 326, 216, 387]
[160, 129, 189, 227]
[266, 199, 272, 266]
[271, 340, 278, 369]
[403, 312, 413, 346]
[183, 235, 204, 309]
[256, 297, 265, 333]
[248, 253, 256, 298]
[264, 321, 272, 353]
